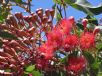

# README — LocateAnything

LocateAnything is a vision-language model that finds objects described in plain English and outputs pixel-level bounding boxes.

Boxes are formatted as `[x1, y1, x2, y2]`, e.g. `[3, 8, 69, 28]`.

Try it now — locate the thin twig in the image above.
[57, 5, 63, 18]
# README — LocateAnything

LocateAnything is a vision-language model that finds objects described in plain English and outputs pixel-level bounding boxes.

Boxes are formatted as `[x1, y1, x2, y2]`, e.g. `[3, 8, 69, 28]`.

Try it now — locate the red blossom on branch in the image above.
[66, 55, 87, 75]
[80, 32, 95, 50]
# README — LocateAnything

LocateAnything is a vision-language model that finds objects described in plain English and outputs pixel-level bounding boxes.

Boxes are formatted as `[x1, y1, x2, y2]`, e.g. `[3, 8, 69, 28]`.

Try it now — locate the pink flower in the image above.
[39, 43, 54, 59]
[63, 35, 78, 51]
[57, 18, 73, 35]
[47, 29, 63, 49]
[66, 56, 87, 75]
[80, 32, 95, 49]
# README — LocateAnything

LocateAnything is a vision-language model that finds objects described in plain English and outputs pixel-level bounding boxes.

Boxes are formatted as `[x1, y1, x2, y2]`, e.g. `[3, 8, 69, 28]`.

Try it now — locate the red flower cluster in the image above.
[38, 17, 96, 75]
[39, 17, 96, 58]
[66, 55, 87, 75]
[39, 18, 73, 59]
[47, 29, 63, 49]
[57, 18, 72, 35]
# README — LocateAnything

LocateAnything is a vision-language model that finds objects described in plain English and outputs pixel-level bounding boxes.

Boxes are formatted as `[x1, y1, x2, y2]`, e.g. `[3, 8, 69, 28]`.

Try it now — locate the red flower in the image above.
[39, 43, 54, 59]
[63, 35, 78, 51]
[47, 29, 63, 49]
[80, 32, 95, 49]
[57, 18, 72, 35]
[66, 55, 87, 75]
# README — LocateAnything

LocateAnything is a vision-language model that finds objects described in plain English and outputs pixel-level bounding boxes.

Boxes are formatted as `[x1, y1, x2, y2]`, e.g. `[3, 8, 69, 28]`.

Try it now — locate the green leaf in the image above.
[60, 70, 67, 76]
[57, 13, 62, 21]
[52, 4, 56, 9]
[5, 69, 11, 72]
[10, 0, 28, 5]
[88, 18, 98, 25]
[0, 31, 17, 39]
[83, 51, 95, 64]
[98, 72, 102, 76]
[65, 0, 102, 15]
[76, 23, 84, 30]
[0, 15, 4, 23]
[54, 6, 62, 21]
[60, 56, 67, 64]
[10, 0, 23, 3]
[25, 65, 35, 72]
[0, 7, 8, 23]
[23, 72, 29, 76]
[64, 0, 75, 4]
[53, 0, 62, 5]
[16, 0, 22, 3]
[89, 67, 99, 76]
[44, 71, 60, 76]
[32, 70, 41, 76]
[91, 61, 101, 70]
[86, 15, 98, 25]
[89, 61, 100, 76]
[96, 43, 102, 50]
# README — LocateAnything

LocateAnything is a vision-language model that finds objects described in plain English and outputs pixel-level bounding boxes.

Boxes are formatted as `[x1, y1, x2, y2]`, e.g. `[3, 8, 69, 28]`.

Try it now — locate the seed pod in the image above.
[42, 15, 48, 24]
[15, 12, 23, 19]
[0, 52, 12, 58]
[45, 9, 50, 18]
[6, 18, 12, 25]
[0, 62, 9, 70]
[17, 30, 30, 37]
[23, 16, 29, 21]
[9, 15, 18, 29]
[31, 12, 35, 15]
[0, 56, 8, 62]
[23, 39, 31, 45]
[7, 57, 18, 65]
[8, 40, 27, 52]
[9, 64, 17, 70]
[8, 40, 20, 47]
[18, 21, 25, 27]
[36, 8, 43, 17]
[0, 71, 13, 76]
[0, 24, 9, 30]
[3, 45, 17, 57]
[47, 19, 52, 26]
[50, 9, 55, 20]
[28, 27, 36, 35]
[32, 13, 41, 25]
[36, 10, 43, 19]
[29, 15, 36, 23]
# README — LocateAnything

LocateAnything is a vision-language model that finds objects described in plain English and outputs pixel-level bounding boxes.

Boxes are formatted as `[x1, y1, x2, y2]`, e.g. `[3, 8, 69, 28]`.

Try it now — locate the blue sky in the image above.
[12, 0, 102, 20]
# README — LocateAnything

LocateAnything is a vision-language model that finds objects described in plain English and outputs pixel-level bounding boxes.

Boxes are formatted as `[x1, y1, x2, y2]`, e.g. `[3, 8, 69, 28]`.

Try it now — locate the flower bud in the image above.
[93, 28, 100, 35]
[82, 19, 88, 28]
[69, 16, 75, 25]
